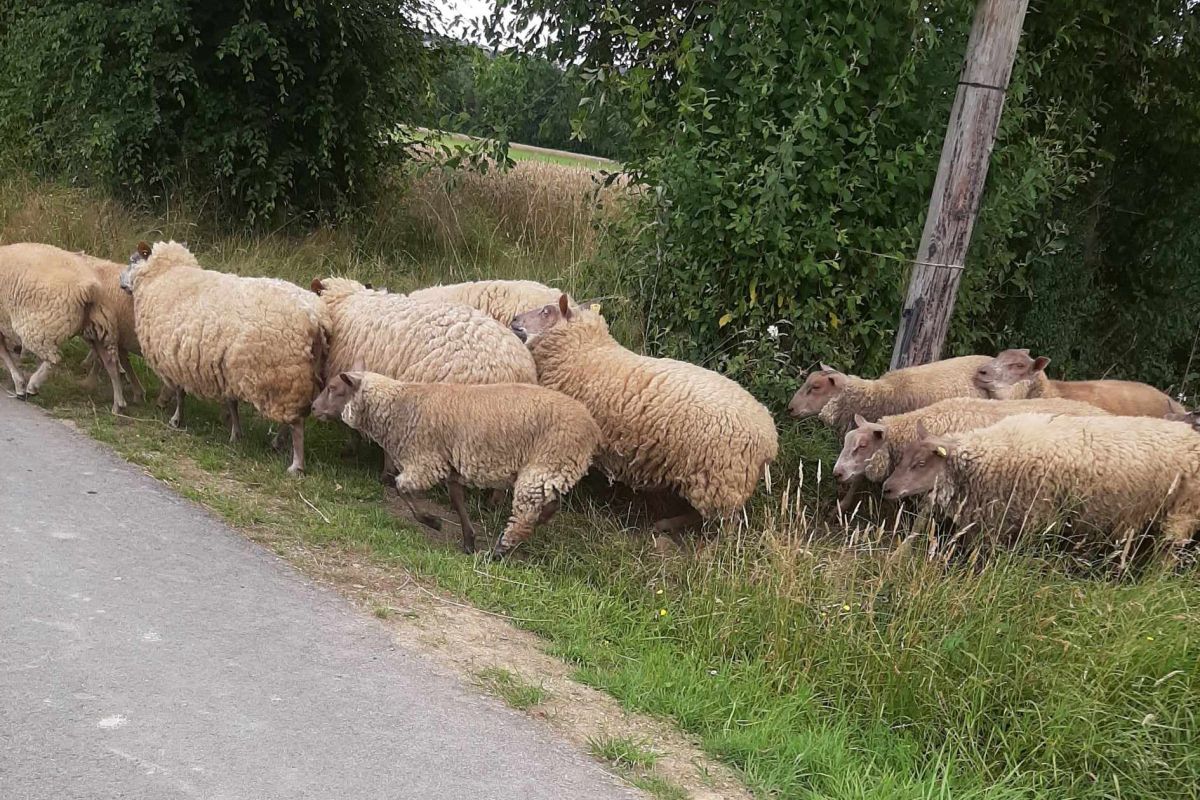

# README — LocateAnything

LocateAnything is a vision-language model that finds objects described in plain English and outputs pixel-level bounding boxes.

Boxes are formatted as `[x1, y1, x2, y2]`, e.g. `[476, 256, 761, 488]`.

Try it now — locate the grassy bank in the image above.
[3, 170, 1199, 800]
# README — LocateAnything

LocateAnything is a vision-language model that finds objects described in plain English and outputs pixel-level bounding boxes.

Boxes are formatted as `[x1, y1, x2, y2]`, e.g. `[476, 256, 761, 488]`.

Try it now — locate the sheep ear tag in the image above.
[589, 303, 601, 313]
[935, 446, 948, 458]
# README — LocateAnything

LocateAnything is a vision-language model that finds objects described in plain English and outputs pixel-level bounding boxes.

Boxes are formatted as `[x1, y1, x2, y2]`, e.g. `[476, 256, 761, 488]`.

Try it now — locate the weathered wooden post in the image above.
[890, 0, 1031, 369]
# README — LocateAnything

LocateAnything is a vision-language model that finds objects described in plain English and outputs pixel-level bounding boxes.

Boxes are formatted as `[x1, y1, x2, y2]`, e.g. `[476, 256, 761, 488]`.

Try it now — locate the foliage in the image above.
[499, 0, 1200, 403]
[0, 0, 433, 223]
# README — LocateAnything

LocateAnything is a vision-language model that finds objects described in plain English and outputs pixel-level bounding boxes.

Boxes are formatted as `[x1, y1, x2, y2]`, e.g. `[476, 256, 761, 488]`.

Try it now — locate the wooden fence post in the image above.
[889, 0, 1031, 369]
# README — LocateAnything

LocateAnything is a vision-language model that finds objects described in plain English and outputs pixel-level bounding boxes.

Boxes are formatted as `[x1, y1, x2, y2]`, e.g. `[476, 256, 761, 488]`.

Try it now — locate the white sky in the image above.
[434, 0, 529, 46]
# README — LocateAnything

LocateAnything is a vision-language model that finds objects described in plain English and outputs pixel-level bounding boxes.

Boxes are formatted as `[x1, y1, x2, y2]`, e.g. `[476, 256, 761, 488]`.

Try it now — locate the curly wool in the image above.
[317, 278, 536, 384]
[131, 242, 328, 424]
[864, 397, 1109, 482]
[931, 413, 1200, 545]
[79, 255, 138, 354]
[819, 355, 993, 431]
[343, 374, 600, 547]
[0, 243, 101, 362]
[408, 280, 567, 326]
[526, 310, 778, 518]
[990, 372, 1184, 416]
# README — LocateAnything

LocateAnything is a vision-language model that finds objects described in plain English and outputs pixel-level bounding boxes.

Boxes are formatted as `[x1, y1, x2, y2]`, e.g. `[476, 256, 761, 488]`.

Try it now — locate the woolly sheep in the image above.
[312, 371, 601, 557]
[408, 279, 569, 326]
[121, 241, 328, 474]
[975, 348, 1184, 416]
[78, 254, 146, 406]
[881, 413, 1200, 555]
[787, 356, 992, 431]
[0, 243, 131, 413]
[510, 295, 778, 533]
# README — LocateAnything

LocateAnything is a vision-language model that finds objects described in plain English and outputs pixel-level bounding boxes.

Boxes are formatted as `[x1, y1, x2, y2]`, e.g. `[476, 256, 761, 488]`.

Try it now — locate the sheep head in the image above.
[882, 422, 954, 500]
[510, 294, 573, 344]
[787, 363, 846, 418]
[833, 414, 886, 482]
[312, 371, 364, 421]
[975, 348, 1050, 395]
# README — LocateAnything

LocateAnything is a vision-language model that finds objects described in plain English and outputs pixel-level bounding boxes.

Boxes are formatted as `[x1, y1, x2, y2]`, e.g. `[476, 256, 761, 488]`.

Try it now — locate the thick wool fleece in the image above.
[318, 278, 536, 384]
[80, 256, 138, 354]
[932, 413, 1200, 545]
[0, 243, 100, 362]
[864, 397, 1109, 482]
[820, 355, 993, 431]
[991, 372, 1184, 416]
[408, 280, 567, 326]
[526, 310, 778, 518]
[343, 375, 600, 547]
[131, 242, 327, 424]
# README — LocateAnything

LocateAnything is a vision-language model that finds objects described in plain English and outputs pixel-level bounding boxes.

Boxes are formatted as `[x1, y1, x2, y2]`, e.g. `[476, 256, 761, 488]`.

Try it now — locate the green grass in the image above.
[5, 172, 1200, 800]
[589, 735, 661, 770]
[421, 129, 618, 170]
[475, 667, 550, 710]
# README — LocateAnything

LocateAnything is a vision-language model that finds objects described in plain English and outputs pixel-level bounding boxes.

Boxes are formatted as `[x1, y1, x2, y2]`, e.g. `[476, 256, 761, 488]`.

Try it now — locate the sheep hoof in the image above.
[14, 391, 27, 401]
[489, 541, 513, 561]
[379, 471, 398, 487]
[461, 539, 476, 555]
[287, 465, 305, 477]
[415, 512, 442, 531]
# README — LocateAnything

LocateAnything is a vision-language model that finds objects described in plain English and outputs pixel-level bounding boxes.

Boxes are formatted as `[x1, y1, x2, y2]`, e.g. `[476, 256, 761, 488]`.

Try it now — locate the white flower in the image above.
[767, 324, 780, 340]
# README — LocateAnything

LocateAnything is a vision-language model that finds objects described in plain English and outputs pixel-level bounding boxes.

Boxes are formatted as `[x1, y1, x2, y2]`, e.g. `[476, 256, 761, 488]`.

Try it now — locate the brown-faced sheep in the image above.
[407, 279, 568, 326]
[511, 295, 778, 533]
[312, 371, 600, 557]
[975, 349, 1184, 416]
[787, 356, 992, 431]
[121, 241, 328, 474]
[882, 413, 1200, 556]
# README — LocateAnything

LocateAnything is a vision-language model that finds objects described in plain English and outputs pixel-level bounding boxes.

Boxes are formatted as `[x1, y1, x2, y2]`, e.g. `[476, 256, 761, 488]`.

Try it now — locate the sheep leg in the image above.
[380, 450, 399, 486]
[93, 342, 127, 415]
[169, 388, 186, 429]
[24, 360, 55, 395]
[491, 483, 552, 559]
[118, 350, 145, 404]
[81, 349, 100, 391]
[225, 400, 242, 444]
[837, 475, 867, 516]
[286, 422, 305, 475]
[446, 476, 478, 554]
[652, 508, 703, 536]
[487, 488, 508, 509]
[0, 340, 26, 397]
[156, 381, 175, 409]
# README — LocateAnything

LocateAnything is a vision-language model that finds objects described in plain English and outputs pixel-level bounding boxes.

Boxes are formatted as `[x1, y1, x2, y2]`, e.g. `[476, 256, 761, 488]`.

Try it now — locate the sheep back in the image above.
[0, 243, 99, 362]
[996, 373, 1183, 416]
[408, 280, 566, 326]
[820, 355, 992, 430]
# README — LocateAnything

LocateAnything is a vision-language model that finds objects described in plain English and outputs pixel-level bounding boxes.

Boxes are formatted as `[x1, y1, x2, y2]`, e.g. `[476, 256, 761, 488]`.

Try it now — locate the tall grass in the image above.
[2, 167, 1199, 800]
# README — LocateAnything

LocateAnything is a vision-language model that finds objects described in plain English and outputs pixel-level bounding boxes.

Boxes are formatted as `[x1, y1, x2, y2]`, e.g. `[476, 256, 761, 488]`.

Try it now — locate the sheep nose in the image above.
[832, 466, 845, 480]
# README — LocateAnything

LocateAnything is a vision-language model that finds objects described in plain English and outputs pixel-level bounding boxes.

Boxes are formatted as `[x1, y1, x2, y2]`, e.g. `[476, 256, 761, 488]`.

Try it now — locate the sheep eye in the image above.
[541, 308, 550, 316]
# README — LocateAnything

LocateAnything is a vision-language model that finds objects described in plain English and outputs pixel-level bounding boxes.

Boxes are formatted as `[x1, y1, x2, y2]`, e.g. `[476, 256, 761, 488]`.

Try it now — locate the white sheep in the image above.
[312, 371, 601, 557]
[975, 348, 1184, 416]
[882, 413, 1200, 556]
[121, 241, 329, 474]
[788, 356, 992, 431]
[408, 279, 569, 326]
[511, 295, 778, 534]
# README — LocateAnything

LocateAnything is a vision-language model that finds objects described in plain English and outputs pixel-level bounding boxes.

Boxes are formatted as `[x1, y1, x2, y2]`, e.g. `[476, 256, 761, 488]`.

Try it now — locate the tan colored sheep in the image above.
[312, 277, 538, 384]
[511, 295, 778, 533]
[975, 348, 1184, 416]
[787, 356, 992, 431]
[122, 241, 328, 474]
[78, 254, 145, 406]
[312, 371, 601, 557]
[408, 279, 568, 326]
[0, 243, 132, 413]
[882, 413, 1200, 555]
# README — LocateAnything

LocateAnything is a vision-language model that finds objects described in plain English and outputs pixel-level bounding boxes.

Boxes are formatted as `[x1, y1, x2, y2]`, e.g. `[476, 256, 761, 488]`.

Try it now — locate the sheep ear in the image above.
[915, 420, 929, 440]
[1032, 356, 1051, 373]
[819, 362, 833, 372]
[872, 425, 884, 440]
[558, 293, 572, 319]
[350, 358, 366, 373]
[363, 282, 373, 290]
[137, 241, 151, 259]
[310, 278, 324, 294]
[339, 372, 362, 390]
[853, 413, 868, 428]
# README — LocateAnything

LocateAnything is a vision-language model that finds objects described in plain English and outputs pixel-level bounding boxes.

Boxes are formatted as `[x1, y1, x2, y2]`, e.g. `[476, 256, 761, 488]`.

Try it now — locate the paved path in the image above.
[0, 399, 637, 800]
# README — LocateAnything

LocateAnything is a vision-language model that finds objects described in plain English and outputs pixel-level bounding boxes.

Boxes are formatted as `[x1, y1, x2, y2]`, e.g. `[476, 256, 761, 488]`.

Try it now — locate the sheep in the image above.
[0, 243, 132, 413]
[77, 253, 145, 407]
[312, 370, 601, 557]
[510, 295, 778, 534]
[407, 279, 569, 326]
[121, 241, 328, 474]
[787, 356, 992, 431]
[1166, 408, 1200, 432]
[881, 413, 1200, 556]
[974, 348, 1184, 416]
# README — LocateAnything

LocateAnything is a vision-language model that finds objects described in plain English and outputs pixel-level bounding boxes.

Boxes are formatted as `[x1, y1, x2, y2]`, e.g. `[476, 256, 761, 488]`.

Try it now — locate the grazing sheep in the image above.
[511, 295, 778, 533]
[975, 348, 1184, 416]
[408, 279, 569, 326]
[311, 277, 538, 384]
[788, 356, 992, 431]
[882, 413, 1200, 555]
[122, 241, 328, 474]
[0, 243, 131, 413]
[312, 371, 601, 557]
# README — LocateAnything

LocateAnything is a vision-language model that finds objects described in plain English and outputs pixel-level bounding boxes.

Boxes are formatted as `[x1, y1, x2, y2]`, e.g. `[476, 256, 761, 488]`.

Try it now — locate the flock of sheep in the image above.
[1, 239, 1197, 561]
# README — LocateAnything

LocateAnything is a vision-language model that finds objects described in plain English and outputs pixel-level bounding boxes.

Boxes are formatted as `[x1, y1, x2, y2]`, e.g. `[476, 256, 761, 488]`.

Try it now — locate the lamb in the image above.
[974, 348, 1184, 416]
[0, 243, 132, 413]
[78, 253, 145, 406]
[787, 356, 992, 431]
[311, 277, 537, 384]
[311, 371, 601, 557]
[121, 241, 329, 474]
[510, 295, 778, 533]
[881, 413, 1200, 556]
[407, 279, 568, 326]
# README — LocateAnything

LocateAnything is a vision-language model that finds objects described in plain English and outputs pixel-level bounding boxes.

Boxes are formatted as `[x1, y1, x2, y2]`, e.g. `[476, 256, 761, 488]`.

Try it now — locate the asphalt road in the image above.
[0, 398, 637, 800]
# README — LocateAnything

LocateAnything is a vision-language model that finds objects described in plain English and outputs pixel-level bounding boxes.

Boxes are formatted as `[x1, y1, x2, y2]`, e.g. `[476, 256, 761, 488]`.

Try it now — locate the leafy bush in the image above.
[0, 0, 433, 223]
